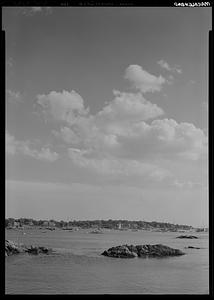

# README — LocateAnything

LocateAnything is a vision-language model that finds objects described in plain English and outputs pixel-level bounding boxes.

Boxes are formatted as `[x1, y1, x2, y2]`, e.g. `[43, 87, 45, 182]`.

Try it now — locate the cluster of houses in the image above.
[6, 220, 56, 229]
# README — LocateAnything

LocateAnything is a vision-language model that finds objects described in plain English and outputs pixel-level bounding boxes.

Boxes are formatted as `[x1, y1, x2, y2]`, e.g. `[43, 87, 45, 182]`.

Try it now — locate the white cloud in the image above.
[38, 89, 164, 155]
[38, 90, 163, 127]
[32, 65, 207, 187]
[6, 131, 58, 162]
[36, 90, 89, 124]
[43, 90, 207, 164]
[55, 122, 120, 156]
[62, 115, 207, 163]
[157, 60, 182, 74]
[97, 90, 164, 124]
[124, 65, 166, 93]
[157, 60, 171, 71]
[55, 127, 82, 145]
[113, 119, 207, 161]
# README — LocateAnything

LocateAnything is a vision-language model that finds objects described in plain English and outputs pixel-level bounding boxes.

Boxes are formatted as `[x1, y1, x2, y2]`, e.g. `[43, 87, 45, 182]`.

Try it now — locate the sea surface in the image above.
[5, 228, 209, 294]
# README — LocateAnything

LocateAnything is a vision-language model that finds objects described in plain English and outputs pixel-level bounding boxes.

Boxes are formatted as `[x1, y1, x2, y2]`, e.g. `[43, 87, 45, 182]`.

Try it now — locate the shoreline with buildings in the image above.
[5, 218, 208, 233]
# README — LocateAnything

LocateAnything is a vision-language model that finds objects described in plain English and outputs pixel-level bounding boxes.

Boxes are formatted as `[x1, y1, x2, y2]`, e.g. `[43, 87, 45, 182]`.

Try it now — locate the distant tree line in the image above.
[5, 218, 193, 230]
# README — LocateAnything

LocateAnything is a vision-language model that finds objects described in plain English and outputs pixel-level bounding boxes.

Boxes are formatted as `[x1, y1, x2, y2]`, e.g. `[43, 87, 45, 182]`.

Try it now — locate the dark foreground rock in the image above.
[101, 244, 185, 258]
[176, 235, 198, 239]
[5, 240, 52, 256]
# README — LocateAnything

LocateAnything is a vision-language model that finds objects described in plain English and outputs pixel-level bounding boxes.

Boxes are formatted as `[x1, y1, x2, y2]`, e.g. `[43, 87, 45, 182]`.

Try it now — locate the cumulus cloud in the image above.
[97, 90, 164, 124]
[124, 65, 166, 93]
[36, 90, 89, 124]
[113, 119, 207, 161]
[55, 127, 82, 145]
[64, 117, 207, 180]
[157, 60, 171, 71]
[59, 115, 207, 163]
[55, 121, 120, 156]
[37, 89, 164, 155]
[157, 60, 182, 74]
[38, 89, 207, 165]
[6, 131, 58, 162]
[33, 65, 207, 186]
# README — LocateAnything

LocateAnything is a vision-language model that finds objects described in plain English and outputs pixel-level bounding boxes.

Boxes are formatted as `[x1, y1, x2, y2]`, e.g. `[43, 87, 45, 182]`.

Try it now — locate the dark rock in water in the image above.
[38, 246, 51, 254]
[102, 245, 138, 258]
[5, 240, 26, 256]
[25, 245, 52, 255]
[135, 244, 184, 258]
[185, 246, 201, 249]
[101, 244, 185, 258]
[25, 245, 39, 255]
[176, 235, 198, 239]
[5, 240, 52, 256]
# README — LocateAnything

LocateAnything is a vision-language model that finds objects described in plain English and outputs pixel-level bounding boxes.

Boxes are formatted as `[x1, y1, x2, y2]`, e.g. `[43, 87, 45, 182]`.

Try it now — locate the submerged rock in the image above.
[176, 235, 198, 239]
[101, 244, 185, 258]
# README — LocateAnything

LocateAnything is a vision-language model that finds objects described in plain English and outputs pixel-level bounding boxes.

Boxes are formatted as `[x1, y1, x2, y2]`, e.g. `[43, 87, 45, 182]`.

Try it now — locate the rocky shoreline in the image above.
[101, 244, 185, 258]
[5, 240, 52, 257]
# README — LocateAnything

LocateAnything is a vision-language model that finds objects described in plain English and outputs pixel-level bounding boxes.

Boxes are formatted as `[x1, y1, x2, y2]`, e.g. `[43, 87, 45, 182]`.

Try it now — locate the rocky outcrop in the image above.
[5, 240, 52, 256]
[25, 245, 52, 255]
[176, 235, 198, 239]
[101, 244, 185, 258]
[5, 240, 25, 256]
[102, 245, 138, 258]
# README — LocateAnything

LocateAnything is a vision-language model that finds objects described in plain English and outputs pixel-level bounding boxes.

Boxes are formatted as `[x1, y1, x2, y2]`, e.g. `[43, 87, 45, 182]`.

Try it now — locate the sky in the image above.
[4, 7, 211, 226]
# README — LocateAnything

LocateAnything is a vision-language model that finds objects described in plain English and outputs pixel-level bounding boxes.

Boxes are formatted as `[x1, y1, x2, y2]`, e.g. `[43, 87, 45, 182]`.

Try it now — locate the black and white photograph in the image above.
[4, 4, 211, 295]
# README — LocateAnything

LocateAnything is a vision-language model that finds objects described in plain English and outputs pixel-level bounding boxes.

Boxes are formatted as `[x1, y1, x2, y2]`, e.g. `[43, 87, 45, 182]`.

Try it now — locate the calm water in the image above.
[5, 228, 209, 294]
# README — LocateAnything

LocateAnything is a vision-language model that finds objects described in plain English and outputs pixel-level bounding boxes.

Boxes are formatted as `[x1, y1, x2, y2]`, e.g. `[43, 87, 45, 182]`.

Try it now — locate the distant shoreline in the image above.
[5, 218, 208, 232]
